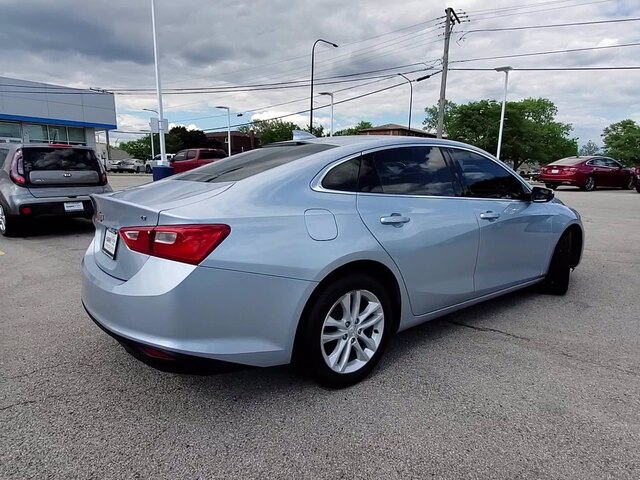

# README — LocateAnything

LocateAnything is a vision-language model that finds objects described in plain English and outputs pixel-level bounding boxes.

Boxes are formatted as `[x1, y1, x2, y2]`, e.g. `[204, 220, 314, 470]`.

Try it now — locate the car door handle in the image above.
[380, 214, 411, 226]
[479, 211, 501, 220]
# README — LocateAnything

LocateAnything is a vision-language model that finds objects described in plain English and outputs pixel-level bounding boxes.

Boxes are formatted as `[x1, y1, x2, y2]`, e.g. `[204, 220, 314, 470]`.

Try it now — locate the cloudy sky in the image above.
[1, 0, 638, 147]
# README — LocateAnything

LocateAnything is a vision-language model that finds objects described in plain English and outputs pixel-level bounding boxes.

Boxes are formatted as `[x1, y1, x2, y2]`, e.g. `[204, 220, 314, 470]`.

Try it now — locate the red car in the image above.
[539, 156, 635, 191]
[170, 148, 227, 174]
[635, 167, 640, 193]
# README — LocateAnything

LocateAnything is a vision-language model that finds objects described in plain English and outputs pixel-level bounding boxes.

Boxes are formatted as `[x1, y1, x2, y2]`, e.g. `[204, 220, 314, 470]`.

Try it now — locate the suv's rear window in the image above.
[22, 147, 102, 172]
[176, 143, 336, 183]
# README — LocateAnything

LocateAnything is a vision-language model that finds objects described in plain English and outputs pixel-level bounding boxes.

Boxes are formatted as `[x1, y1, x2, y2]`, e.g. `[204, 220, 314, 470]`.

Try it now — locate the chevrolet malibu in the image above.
[539, 155, 635, 191]
[82, 136, 584, 388]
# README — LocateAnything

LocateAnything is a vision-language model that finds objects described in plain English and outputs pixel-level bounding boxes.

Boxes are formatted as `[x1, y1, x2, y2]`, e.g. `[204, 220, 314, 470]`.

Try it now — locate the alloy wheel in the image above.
[320, 289, 384, 374]
[585, 176, 595, 191]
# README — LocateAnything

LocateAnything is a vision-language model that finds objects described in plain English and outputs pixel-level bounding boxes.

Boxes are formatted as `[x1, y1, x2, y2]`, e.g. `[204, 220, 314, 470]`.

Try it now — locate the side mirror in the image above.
[531, 186, 554, 203]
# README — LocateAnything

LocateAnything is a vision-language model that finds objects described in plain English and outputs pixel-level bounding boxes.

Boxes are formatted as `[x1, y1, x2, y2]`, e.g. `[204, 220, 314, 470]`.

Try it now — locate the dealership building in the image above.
[0, 76, 117, 154]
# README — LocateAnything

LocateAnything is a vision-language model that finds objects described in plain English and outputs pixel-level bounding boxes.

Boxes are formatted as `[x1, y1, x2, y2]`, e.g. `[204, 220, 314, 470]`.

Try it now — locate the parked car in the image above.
[146, 153, 175, 173]
[0, 143, 112, 236]
[117, 158, 146, 173]
[82, 136, 583, 387]
[634, 166, 640, 193]
[539, 156, 635, 191]
[106, 159, 122, 173]
[170, 148, 227, 174]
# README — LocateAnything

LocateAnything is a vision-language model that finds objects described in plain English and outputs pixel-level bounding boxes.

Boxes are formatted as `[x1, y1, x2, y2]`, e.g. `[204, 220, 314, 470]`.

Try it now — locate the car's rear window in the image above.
[176, 143, 336, 183]
[550, 157, 584, 166]
[22, 147, 102, 172]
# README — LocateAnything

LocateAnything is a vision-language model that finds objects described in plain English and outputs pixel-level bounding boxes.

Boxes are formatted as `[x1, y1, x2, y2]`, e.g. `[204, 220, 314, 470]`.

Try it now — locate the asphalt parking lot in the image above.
[1, 176, 639, 479]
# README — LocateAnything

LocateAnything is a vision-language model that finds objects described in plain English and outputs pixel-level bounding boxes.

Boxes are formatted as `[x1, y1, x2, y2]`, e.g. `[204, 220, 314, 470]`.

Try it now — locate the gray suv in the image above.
[0, 143, 112, 236]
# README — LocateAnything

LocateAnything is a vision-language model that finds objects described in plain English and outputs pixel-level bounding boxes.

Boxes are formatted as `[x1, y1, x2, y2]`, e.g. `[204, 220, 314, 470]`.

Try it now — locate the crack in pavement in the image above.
[446, 320, 640, 378]
[6, 361, 75, 380]
[0, 400, 36, 412]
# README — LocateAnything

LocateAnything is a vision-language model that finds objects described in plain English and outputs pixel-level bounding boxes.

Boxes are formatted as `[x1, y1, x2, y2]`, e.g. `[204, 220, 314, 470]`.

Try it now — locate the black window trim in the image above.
[312, 143, 531, 202]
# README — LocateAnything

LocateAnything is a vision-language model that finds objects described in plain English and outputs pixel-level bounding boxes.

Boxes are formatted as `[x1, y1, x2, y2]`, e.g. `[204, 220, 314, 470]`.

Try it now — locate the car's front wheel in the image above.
[543, 232, 572, 295]
[300, 274, 392, 388]
[146, 165, 152, 174]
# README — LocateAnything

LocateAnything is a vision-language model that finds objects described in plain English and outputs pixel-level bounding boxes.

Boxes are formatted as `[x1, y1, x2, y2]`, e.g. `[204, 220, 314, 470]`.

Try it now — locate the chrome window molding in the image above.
[311, 143, 532, 203]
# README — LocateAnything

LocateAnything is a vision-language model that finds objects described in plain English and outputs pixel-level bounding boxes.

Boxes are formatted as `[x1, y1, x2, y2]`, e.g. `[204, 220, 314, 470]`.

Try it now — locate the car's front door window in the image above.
[446, 148, 527, 200]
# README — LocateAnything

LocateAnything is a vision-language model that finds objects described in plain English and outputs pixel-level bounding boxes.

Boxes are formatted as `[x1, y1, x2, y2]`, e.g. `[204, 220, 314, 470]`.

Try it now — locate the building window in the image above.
[67, 127, 85, 144]
[48, 125, 69, 143]
[0, 121, 22, 140]
[24, 124, 48, 143]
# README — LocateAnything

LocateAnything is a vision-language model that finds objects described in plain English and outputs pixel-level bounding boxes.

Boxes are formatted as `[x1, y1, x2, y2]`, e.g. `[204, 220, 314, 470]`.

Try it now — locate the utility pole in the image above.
[436, 7, 461, 139]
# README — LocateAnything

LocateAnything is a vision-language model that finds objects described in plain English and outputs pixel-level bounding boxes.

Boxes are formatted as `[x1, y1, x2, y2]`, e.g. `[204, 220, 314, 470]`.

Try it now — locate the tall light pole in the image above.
[150, 0, 168, 165]
[143, 108, 158, 159]
[216, 106, 231, 156]
[495, 66, 513, 161]
[397, 73, 413, 132]
[310, 39, 338, 133]
[319, 92, 334, 136]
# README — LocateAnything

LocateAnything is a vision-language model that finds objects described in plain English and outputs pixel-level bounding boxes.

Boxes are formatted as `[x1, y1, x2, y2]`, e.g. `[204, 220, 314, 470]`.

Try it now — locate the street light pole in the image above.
[216, 106, 231, 156]
[319, 92, 334, 136]
[310, 39, 338, 133]
[142, 108, 158, 159]
[495, 66, 513, 161]
[150, 0, 168, 165]
[397, 73, 413, 132]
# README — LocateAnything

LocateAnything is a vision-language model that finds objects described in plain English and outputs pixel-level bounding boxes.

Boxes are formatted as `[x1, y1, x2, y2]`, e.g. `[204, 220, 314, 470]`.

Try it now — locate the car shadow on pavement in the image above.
[15, 217, 95, 238]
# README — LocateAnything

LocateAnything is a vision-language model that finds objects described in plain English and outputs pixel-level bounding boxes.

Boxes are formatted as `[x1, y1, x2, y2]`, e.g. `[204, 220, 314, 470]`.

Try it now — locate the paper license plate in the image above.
[64, 201, 84, 212]
[102, 228, 119, 258]
[551, 169, 559, 174]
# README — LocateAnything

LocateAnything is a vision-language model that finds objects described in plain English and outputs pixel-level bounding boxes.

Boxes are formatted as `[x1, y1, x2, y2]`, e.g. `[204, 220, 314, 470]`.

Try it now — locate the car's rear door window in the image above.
[359, 146, 458, 196]
[177, 143, 336, 183]
[447, 148, 527, 200]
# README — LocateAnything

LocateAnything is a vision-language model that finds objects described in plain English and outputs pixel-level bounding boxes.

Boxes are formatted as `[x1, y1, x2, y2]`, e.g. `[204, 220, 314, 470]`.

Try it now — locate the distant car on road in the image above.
[0, 143, 112, 236]
[170, 148, 227, 174]
[117, 159, 146, 173]
[539, 156, 635, 191]
[634, 167, 640, 193]
[146, 153, 175, 173]
[82, 136, 584, 387]
[106, 159, 122, 173]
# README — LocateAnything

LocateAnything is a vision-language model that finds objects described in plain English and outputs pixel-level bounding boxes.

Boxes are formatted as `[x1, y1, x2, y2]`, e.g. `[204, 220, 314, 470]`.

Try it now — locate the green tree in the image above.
[335, 121, 373, 136]
[238, 119, 300, 145]
[165, 126, 210, 153]
[579, 140, 600, 156]
[601, 119, 640, 165]
[119, 135, 152, 160]
[423, 98, 577, 170]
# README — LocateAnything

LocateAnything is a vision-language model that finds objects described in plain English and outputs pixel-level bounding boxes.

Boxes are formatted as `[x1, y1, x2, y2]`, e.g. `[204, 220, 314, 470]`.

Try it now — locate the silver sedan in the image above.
[82, 136, 583, 388]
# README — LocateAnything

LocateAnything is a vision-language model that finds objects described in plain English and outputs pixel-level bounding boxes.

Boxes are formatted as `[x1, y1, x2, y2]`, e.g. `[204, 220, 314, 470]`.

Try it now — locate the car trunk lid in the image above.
[92, 180, 233, 281]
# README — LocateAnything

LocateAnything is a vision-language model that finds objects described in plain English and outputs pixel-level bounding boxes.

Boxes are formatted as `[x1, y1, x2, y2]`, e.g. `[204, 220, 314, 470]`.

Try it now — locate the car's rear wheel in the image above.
[542, 232, 572, 295]
[625, 176, 635, 190]
[0, 203, 21, 237]
[545, 183, 558, 190]
[636, 182, 640, 193]
[582, 176, 596, 191]
[300, 274, 392, 388]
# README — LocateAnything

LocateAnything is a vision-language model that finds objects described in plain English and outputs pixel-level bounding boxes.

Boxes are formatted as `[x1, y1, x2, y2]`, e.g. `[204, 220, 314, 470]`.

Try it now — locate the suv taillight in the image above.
[119, 224, 230, 265]
[9, 150, 26, 185]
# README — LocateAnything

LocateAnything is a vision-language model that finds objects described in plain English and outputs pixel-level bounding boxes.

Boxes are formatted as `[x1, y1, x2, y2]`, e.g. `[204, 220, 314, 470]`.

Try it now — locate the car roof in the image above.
[271, 135, 487, 152]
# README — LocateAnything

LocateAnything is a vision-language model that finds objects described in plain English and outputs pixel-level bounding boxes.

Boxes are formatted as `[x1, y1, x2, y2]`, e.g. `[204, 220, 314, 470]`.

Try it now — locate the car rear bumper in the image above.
[538, 174, 580, 185]
[81, 240, 316, 368]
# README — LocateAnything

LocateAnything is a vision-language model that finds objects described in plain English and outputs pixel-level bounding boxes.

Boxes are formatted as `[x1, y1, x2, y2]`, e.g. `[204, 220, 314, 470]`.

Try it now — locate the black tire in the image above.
[146, 165, 152, 174]
[543, 232, 572, 295]
[545, 183, 558, 190]
[581, 175, 596, 191]
[636, 183, 640, 194]
[0, 203, 22, 237]
[299, 274, 393, 388]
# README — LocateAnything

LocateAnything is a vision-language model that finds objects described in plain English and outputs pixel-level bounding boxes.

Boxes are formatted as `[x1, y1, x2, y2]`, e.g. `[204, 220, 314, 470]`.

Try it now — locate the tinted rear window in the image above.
[22, 147, 101, 172]
[550, 157, 584, 166]
[177, 143, 336, 183]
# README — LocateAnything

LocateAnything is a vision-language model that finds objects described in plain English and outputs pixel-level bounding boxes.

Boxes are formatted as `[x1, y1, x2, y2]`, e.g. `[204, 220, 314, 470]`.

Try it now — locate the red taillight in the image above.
[9, 150, 26, 185]
[119, 224, 230, 265]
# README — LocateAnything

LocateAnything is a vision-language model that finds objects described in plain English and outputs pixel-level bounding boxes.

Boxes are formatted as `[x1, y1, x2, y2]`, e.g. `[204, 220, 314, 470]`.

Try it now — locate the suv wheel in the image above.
[299, 274, 392, 388]
[0, 203, 21, 237]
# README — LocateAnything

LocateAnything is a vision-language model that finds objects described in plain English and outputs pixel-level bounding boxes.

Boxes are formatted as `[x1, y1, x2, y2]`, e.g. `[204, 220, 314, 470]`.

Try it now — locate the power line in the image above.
[458, 17, 640, 40]
[202, 71, 442, 132]
[451, 42, 640, 64]
[450, 66, 640, 70]
[469, 0, 616, 21]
